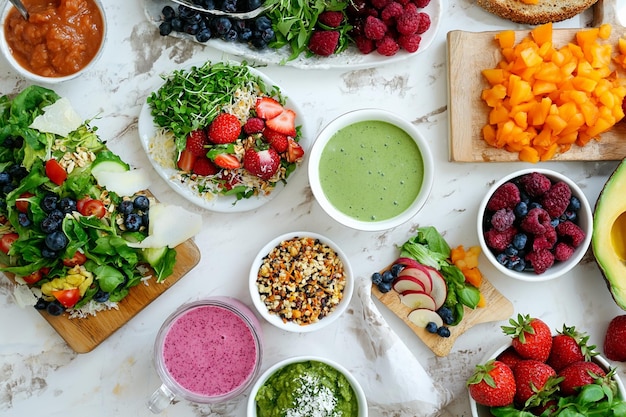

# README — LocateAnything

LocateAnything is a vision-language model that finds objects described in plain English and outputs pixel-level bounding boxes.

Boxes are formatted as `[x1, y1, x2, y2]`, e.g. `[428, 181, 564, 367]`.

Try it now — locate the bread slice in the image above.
[476, 0, 598, 25]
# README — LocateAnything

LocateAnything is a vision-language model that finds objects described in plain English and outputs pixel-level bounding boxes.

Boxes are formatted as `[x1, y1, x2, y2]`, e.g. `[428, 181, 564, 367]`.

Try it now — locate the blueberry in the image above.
[437, 326, 451, 338]
[248, 0, 262, 9]
[512, 259, 526, 272]
[213, 17, 231, 35]
[41, 193, 58, 212]
[0, 172, 10, 185]
[159, 21, 173, 36]
[425, 322, 438, 333]
[512, 233, 528, 250]
[371, 272, 383, 285]
[41, 214, 62, 233]
[390, 263, 404, 277]
[496, 252, 508, 265]
[529, 202, 542, 210]
[254, 16, 272, 31]
[550, 218, 560, 227]
[504, 245, 517, 257]
[171, 17, 184, 32]
[58, 197, 77, 214]
[34, 298, 49, 310]
[223, 28, 238, 42]
[46, 301, 64, 316]
[568, 196, 581, 211]
[514, 201, 528, 218]
[564, 210, 577, 222]
[381, 270, 394, 283]
[93, 290, 110, 302]
[237, 27, 252, 42]
[437, 306, 454, 325]
[162, 5, 176, 20]
[124, 213, 143, 232]
[2, 183, 16, 194]
[45, 231, 68, 251]
[377, 281, 392, 293]
[41, 247, 58, 259]
[133, 195, 150, 211]
[184, 22, 200, 35]
[196, 28, 212, 42]
[118, 200, 134, 215]
[18, 212, 30, 227]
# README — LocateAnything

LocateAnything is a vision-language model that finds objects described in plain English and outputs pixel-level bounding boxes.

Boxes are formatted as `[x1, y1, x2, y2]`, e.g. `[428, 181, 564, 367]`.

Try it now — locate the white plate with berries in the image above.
[142, 0, 442, 70]
[138, 61, 308, 212]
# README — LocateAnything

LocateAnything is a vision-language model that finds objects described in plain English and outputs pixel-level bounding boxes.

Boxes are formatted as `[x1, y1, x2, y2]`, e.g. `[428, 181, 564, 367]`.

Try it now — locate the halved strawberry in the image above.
[185, 129, 209, 157]
[263, 128, 289, 153]
[213, 153, 241, 170]
[255, 97, 284, 120]
[286, 138, 305, 163]
[266, 109, 296, 136]
[193, 157, 219, 176]
[243, 148, 281, 180]
[177, 149, 196, 172]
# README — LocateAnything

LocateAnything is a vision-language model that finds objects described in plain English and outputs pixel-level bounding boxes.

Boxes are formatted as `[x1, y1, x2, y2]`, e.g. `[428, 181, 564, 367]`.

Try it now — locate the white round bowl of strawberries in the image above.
[468, 314, 626, 416]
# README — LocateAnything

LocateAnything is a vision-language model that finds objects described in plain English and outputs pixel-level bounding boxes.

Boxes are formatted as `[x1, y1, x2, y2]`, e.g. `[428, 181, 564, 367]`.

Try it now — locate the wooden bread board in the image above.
[447, 0, 626, 162]
[4, 236, 200, 354]
[372, 270, 513, 357]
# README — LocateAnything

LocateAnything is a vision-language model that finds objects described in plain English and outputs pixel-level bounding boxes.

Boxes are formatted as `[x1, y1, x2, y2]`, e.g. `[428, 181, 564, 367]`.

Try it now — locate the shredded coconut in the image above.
[285, 373, 342, 417]
[68, 299, 119, 319]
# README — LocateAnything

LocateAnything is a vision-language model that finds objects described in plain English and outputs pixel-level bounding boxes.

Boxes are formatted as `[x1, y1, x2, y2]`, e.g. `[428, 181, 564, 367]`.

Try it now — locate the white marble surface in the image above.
[2, 0, 626, 416]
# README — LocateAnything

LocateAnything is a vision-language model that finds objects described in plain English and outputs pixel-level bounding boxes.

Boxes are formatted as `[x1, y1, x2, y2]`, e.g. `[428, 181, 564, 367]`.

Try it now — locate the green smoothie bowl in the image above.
[246, 355, 367, 417]
[308, 109, 434, 231]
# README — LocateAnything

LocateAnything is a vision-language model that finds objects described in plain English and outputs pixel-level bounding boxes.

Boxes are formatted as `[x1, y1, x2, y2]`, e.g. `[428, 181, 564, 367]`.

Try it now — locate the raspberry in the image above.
[364, 15, 388, 40]
[207, 113, 241, 144]
[532, 227, 557, 251]
[185, 129, 209, 157]
[308, 30, 340, 56]
[398, 33, 421, 52]
[416, 12, 431, 34]
[192, 157, 218, 176]
[487, 182, 521, 211]
[554, 242, 575, 261]
[376, 35, 400, 56]
[381, 2, 403, 21]
[491, 208, 515, 231]
[526, 249, 555, 274]
[519, 172, 552, 197]
[485, 226, 517, 252]
[397, 0, 410, 4]
[396, 10, 420, 34]
[354, 35, 375, 54]
[556, 221, 586, 247]
[541, 182, 572, 218]
[318, 10, 344, 28]
[243, 117, 265, 134]
[371, 0, 391, 9]
[413, 0, 430, 7]
[520, 207, 552, 235]
[403, 3, 419, 14]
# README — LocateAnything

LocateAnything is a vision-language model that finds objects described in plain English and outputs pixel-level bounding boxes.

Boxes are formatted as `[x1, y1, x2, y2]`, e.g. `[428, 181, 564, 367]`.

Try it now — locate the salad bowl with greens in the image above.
[0, 86, 201, 319]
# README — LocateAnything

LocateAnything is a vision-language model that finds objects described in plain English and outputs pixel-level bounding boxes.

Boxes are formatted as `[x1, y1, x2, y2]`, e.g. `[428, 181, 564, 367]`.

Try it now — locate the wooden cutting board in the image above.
[5, 238, 200, 353]
[447, 0, 626, 162]
[372, 266, 513, 357]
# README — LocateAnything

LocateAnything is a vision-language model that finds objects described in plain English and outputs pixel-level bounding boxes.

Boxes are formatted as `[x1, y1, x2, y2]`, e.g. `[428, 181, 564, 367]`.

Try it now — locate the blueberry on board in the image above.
[425, 322, 438, 333]
[390, 263, 404, 277]
[371, 272, 383, 285]
[381, 270, 394, 283]
[34, 298, 49, 310]
[437, 306, 454, 325]
[377, 281, 392, 293]
[93, 290, 110, 303]
[437, 326, 451, 338]
[46, 301, 64, 316]
[45, 231, 69, 251]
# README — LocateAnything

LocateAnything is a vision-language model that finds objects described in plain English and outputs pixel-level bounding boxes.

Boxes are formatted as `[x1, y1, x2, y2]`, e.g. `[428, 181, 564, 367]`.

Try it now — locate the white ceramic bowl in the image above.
[0, 0, 107, 83]
[308, 108, 434, 231]
[477, 168, 592, 282]
[247, 355, 368, 417]
[249, 231, 353, 333]
[469, 342, 626, 417]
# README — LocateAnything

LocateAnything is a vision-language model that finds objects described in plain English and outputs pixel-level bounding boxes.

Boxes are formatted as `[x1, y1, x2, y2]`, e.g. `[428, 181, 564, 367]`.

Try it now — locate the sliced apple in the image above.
[399, 290, 437, 310]
[394, 257, 424, 269]
[408, 308, 444, 328]
[424, 266, 447, 310]
[398, 265, 432, 293]
[392, 275, 426, 293]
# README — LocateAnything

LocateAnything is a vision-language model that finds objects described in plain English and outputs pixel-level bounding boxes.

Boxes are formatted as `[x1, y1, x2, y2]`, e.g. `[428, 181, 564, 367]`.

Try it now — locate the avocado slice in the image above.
[592, 159, 626, 310]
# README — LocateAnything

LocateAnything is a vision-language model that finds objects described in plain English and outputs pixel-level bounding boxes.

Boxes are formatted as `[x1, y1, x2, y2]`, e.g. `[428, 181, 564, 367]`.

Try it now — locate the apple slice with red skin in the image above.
[397, 265, 433, 293]
[394, 257, 424, 269]
[399, 290, 437, 310]
[392, 275, 426, 293]
[408, 308, 444, 328]
[423, 266, 447, 310]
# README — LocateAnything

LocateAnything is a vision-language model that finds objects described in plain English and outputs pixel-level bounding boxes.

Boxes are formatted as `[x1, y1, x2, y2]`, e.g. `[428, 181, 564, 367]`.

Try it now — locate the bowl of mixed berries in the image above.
[477, 169, 592, 281]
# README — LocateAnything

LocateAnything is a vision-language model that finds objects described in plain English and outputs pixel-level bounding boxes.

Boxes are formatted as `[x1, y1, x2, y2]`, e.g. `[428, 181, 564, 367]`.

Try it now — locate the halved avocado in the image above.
[593, 159, 626, 310]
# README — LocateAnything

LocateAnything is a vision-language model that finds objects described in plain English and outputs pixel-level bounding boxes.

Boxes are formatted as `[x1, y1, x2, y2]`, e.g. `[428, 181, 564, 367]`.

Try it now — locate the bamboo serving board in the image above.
[447, 0, 626, 162]
[5, 237, 200, 353]
[372, 270, 513, 357]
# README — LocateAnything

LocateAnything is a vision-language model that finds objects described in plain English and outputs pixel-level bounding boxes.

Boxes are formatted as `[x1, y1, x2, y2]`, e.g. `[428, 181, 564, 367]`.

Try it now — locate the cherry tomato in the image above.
[22, 269, 43, 285]
[15, 192, 34, 213]
[78, 199, 106, 218]
[52, 288, 81, 308]
[63, 251, 87, 267]
[76, 196, 93, 213]
[0, 232, 19, 254]
[45, 159, 67, 185]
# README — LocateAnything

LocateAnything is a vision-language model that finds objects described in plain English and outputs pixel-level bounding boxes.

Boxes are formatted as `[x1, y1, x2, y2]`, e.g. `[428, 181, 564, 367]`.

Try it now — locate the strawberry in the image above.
[213, 153, 241, 170]
[243, 148, 281, 180]
[604, 315, 626, 361]
[467, 360, 516, 407]
[547, 325, 595, 372]
[192, 157, 218, 176]
[512, 359, 558, 407]
[185, 129, 209, 157]
[207, 113, 241, 144]
[255, 97, 284, 120]
[286, 137, 305, 163]
[557, 360, 606, 396]
[502, 314, 552, 362]
[243, 117, 265, 134]
[177, 149, 196, 172]
[496, 346, 524, 370]
[263, 128, 289, 152]
[266, 109, 297, 137]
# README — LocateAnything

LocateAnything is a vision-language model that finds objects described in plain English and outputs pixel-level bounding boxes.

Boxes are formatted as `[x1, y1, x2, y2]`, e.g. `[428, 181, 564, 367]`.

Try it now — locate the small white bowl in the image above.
[469, 342, 626, 417]
[0, 0, 107, 83]
[477, 168, 592, 282]
[308, 109, 434, 231]
[247, 355, 368, 417]
[249, 231, 353, 333]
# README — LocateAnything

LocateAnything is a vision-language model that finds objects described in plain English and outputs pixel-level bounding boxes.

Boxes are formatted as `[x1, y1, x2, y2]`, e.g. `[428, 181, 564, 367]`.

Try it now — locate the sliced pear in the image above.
[126, 203, 202, 249]
[29, 97, 83, 137]
[408, 308, 444, 328]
